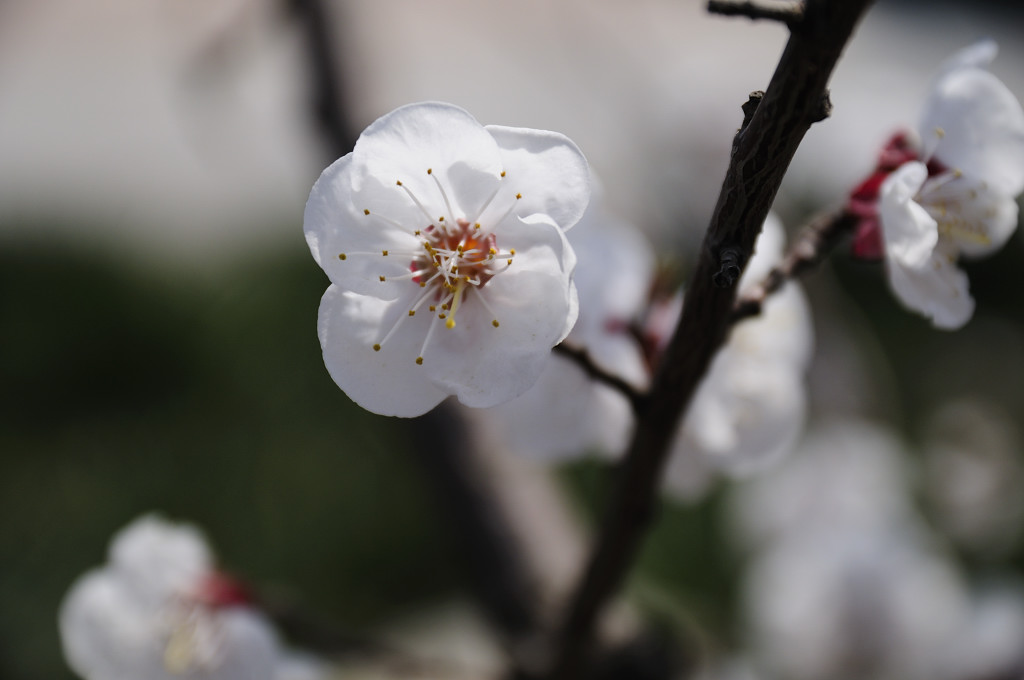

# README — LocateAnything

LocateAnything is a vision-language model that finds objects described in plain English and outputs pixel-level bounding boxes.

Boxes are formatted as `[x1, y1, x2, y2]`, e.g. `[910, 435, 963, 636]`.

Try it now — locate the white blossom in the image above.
[873, 41, 1024, 329]
[305, 102, 589, 417]
[664, 215, 813, 498]
[475, 193, 653, 460]
[58, 515, 308, 680]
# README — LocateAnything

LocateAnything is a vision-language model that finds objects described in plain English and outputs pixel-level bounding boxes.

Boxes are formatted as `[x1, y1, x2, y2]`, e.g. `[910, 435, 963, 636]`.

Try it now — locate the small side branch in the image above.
[731, 208, 858, 324]
[707, 0, 805, 26]
[554, 343, 646, 412]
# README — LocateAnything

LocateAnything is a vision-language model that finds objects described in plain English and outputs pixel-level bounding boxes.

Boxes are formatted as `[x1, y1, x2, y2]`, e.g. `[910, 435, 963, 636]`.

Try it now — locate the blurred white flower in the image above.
[940, 581, 1024, 680]
[728, 420, 918, 551]
[664, 215, 813, 499]
[744, 528, 968, 680]
[923, 399, 1024, 556]
[305, 102, 589, 417]
[850, 40, 1024, 329]
[59, 515, 311, 680]
[476, 192, 653, 460]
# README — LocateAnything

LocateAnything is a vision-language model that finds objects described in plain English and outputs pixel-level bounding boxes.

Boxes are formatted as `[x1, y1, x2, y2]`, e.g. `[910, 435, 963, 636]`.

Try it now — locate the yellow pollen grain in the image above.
[416, 356, 423, 365]
[373, 343, 381, 352]
[445, 319, 455, 329]
[338, 253, 347, 260]
[492, 319, 500, 328]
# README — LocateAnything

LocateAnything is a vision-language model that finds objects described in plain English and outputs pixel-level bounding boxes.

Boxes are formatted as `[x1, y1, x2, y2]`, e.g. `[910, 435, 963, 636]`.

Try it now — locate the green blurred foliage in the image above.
[0, 235, 460, 679]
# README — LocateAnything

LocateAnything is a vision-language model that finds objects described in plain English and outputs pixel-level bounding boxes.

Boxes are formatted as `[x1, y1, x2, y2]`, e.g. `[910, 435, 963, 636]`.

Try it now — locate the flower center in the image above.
[340, 168, 521, 364]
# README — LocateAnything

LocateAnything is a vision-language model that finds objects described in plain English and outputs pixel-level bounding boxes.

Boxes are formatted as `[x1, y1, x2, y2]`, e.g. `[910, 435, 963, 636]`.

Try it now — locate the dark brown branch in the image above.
[708, 0, 805, 26]
[553, 343, 646, 412]
[288, 0, 359, 156]
[546, 1, 874, 678]
[731, 208, 858, 323]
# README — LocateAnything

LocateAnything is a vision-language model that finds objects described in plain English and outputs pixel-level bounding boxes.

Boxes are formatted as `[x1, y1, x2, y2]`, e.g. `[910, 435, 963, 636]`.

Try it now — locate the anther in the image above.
[474, 223, 481, 230]
[382, 250, 389, 256]
[408, 310, 416, 317]
[492, 319, 500, 328]
[338, 253, 347, 260]
[373, 344, 381, 352]
[379, 275, 386, 282]
[516, 193, 522, 199]
[363, 209, 370, 215]
[429, 305, 436, 312]
[438, 313, 446, 319]
[500, 171, 506, 177]
[396, 180, 403, 186]
[427, 168, 433, 175]
[415, 356, 423, 365]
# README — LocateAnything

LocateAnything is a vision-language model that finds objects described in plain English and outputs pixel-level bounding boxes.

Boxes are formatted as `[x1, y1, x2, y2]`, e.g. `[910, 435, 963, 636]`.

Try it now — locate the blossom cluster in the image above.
[59, 515, 323, 680]
[849, 40, 1024, 329]
[305, 102, 589, 417]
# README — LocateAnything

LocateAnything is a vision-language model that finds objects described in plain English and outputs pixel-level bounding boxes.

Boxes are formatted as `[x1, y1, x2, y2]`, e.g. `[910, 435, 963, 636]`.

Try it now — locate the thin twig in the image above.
[553, 343, 646, 412]
[731, 208, 858, 323]
[546, 1, 874, 678]
[707, 0, 805, 26]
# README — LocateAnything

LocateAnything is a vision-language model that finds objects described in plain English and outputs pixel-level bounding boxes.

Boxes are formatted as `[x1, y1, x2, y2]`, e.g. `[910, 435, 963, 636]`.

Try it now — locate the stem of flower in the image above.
[553, 343, 647, 413]
[731, 208, 859, 324]
[545, 1, 874, 677]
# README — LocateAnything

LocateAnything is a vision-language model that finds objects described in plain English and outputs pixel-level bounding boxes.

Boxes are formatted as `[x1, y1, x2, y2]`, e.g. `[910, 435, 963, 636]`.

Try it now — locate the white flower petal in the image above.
[936, 39, 997, 76]
[352, 102, 504, 216]
[317, 285, 448, 417]
[304, 157, 423, 300]
[485, 125, 591, 231]
[922, 67, 1024, 197]
[739, 213, 787, 291]
[926, 174, 1020, 258]
[887, 245, 975, 330]
[425, 270, 576, 408]
[109, 514, 212, 600]
[879, 162, 940, 269]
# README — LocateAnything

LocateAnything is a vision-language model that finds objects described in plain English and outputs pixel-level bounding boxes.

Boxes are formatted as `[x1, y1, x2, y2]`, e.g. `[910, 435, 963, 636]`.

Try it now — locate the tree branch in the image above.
[731, 208, 858, 323]
[546, 1, 874, 677]
[553, 343, 646, 412]
[707, 0, 805, 26]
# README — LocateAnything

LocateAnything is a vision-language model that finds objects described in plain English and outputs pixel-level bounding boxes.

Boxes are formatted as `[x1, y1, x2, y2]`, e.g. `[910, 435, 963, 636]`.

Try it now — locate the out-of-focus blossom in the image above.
[744, 528, 968, 680]
[664, 215, 813, 499]
[923, 399, 1024, 556]
[728, 420, 917, 551]
[849, 40, 1024, 329]
[733, 421, 969, 680]
[305, 102, 589, 417]
[59, 515, 312, 680]
[940, 582, 1024, 680]
[476, 193, 653, 460]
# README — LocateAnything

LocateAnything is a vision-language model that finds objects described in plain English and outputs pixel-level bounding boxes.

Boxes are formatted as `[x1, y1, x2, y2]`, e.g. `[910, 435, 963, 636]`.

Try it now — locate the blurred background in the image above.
[4, 0, 1024, 678]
